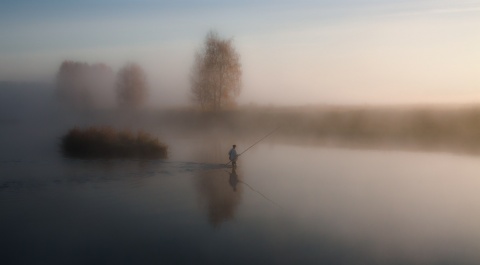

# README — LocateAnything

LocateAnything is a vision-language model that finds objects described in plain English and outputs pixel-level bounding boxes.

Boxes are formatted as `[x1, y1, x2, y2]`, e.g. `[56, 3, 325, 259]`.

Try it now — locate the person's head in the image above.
[233, 145, 236, 148]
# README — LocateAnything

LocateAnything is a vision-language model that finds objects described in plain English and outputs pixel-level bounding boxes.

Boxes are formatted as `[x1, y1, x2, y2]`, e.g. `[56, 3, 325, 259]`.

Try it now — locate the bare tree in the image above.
[116, 62, 148, 109]
[190, 31, 242, 111]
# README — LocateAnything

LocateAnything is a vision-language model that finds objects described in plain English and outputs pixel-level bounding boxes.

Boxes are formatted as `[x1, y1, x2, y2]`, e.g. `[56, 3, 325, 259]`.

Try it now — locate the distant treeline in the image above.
[158, 106, 480, 155]
[54, 30, 242, 112]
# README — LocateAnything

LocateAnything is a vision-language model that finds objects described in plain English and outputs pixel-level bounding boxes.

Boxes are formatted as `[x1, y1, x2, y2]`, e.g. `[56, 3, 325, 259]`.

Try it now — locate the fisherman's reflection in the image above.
[229, 167, 239, 192]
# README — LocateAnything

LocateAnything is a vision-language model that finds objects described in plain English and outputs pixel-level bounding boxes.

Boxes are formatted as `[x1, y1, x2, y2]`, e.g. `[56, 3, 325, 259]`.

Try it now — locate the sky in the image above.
[0, 0, 479, 106]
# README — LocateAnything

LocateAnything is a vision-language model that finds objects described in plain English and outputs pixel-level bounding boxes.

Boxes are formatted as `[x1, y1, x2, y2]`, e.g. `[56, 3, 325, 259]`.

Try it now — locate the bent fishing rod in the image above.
[225, 126, 280, 166]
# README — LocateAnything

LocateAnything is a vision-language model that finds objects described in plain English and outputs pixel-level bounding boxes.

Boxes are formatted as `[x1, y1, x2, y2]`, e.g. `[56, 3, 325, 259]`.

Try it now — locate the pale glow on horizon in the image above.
[238, 12, 480, 105]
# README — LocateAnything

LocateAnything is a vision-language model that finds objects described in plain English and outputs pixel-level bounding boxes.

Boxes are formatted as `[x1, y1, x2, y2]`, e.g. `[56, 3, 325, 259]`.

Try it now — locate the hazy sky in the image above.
[1, 0, 479, 106]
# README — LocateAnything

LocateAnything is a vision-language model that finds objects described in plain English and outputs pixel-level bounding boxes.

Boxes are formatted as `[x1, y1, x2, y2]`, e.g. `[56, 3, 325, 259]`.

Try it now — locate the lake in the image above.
[1, 118, 480, 265]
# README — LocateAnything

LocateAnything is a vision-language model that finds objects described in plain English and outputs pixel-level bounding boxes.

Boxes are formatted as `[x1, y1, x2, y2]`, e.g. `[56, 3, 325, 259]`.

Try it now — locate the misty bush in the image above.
[116, 62, 148, 109]
[56, 61, 114, 109]
[61, 126, 167, 159]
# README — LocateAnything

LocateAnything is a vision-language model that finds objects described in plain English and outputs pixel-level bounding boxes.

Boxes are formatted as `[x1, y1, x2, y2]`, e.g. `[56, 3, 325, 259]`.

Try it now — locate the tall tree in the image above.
[190, 31, 242, 111]
[116, 62, 148, 109]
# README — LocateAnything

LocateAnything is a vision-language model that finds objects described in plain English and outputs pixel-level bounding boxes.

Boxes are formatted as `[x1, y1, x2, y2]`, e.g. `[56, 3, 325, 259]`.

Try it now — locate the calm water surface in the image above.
[1, 127, 480, 264]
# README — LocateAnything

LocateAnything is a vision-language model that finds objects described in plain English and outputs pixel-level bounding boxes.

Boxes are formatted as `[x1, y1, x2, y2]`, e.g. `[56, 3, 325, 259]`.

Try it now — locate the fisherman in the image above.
[228, 144, 238, 167]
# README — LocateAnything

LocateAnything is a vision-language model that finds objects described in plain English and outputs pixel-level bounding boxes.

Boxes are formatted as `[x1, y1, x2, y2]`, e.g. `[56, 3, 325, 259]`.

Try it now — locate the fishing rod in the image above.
[225, 126, 280, 166]
[239, 126, 280, 156]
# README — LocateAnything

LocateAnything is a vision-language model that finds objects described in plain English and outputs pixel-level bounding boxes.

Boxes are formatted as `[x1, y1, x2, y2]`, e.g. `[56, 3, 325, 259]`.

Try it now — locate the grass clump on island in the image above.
[61, 126, 168, 159]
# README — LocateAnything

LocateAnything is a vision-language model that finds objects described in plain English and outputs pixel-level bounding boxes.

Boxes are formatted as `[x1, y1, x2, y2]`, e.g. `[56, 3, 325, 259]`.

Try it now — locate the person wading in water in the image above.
[228, 145, 238, 167]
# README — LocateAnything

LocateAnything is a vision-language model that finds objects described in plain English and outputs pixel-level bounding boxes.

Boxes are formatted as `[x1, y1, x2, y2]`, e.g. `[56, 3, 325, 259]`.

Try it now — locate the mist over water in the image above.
[2, 84, 480, 264]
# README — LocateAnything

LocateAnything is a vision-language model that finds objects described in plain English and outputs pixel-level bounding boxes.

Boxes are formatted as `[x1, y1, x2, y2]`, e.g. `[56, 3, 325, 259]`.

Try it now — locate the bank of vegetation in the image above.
[159, 105, 480, 155]
[61, 126, 168, 159]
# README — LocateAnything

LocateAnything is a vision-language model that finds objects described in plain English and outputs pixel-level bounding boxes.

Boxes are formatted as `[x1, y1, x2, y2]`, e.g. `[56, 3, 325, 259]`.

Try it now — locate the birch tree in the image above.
[191, 31, 242, 111]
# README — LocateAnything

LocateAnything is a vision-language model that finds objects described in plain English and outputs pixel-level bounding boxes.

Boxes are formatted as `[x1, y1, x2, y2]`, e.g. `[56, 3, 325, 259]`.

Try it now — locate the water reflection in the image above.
[186, 136, 245, 226]
[229, 167, 239, 191]
[195, 166, 243, 227]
